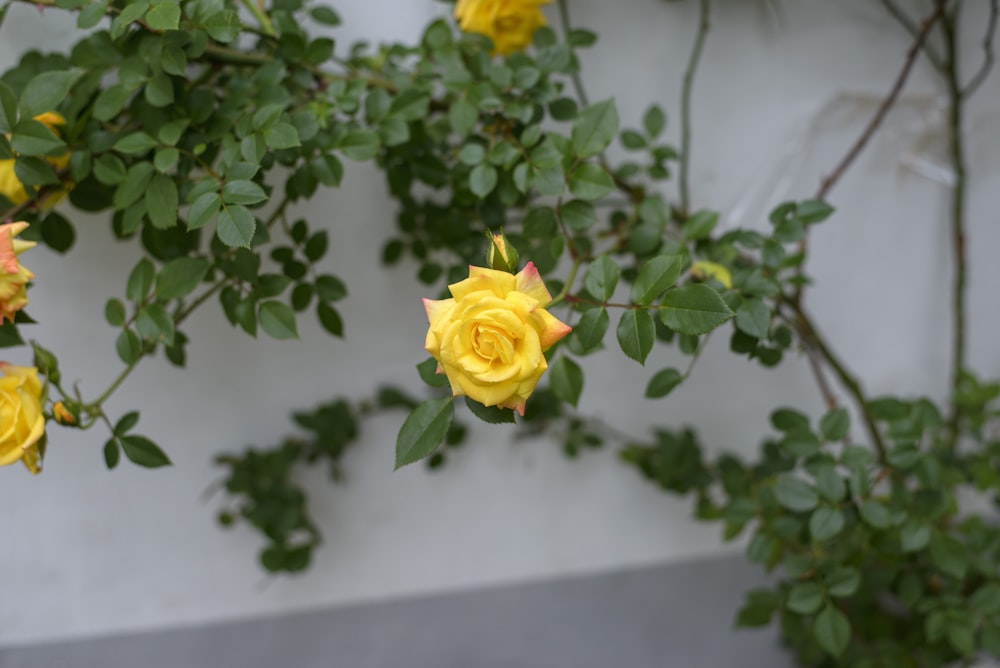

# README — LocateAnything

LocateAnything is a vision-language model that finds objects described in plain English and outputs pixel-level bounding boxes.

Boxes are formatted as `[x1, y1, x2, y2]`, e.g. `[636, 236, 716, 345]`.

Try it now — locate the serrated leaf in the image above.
[813, 605, 850, 657]
[631, 254, 684, 305]
[216, 205, 256, 247]
[145, 1, 180, 30]
[568, 162, 614, 200]
[259, 300, 298, 339]
[819, 408, 850, 442]
[773, 475, 819, 512]
[570, 99, 618, 159]
[187, 192, 220, 230]
[826, 567, 860, 598]
[786, 582, 823, 615]
[809, 506, 845, 541]
[735, 298, 770, 339]
[616, 310, 654, 365]
[469, 163, 497, 197]
[155, 257, 209, 300]
[929, 532, 968, 579]
[19, 70, 79, 118]
[145, 174, 178, 229]
[417, 357, 449, 388]
[395, 397, 454, 469]
[584, 256, 619, 301]
[120, 435, 172, 468]
[560, 199, 597, 231]
[646, 368, 683, 399]
[464, 396, 516, 424]
[659, 284, 734, 335]
[573, 307, 609, 353]
[222, 179, 267, 205]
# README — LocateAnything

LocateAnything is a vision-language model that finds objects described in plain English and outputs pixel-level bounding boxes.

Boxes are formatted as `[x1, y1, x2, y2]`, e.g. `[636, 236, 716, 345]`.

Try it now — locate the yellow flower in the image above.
[690, 260, 733, 289]
[0, 222, 36, 323]
[0, 363, 45, 474]
[454, 0, 551, 56]
[423, 262, 571, 415]
[0, 112, 70, 208]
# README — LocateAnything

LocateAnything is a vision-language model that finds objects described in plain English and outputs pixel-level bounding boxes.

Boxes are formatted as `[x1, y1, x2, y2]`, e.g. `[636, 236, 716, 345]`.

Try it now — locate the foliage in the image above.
[0, 0, 996, 665]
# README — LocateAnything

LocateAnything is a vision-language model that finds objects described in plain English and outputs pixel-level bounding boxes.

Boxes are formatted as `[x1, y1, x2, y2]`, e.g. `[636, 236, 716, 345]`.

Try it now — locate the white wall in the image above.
[1, 0, 998, 647]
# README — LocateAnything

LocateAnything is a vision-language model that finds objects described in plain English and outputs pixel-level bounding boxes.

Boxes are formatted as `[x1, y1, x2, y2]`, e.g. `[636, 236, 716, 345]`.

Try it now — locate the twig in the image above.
[941, 6, 969, 447]
[961, 0, 999, 98]
[679, 0, 711, 218]
[783, 301, 887, 461]
[877, 0, 947, 71]
[814, 2, 948, 201]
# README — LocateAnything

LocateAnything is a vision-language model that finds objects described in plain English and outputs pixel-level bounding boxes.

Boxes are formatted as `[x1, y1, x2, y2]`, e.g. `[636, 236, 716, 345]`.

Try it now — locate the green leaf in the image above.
[809, 506, 845, 541]
[126, 258, 155, 302]
[929, 532, 968, 579]
[786, 582, 823, 615]
[683, 210, 718, 240]
[113, 132, 158, 155]
[41, 212, 74, 252]
[900, 519, 931, 552]
[813, 605, 850, 657]
[19, 70, 79, 118]
[616, 310, 655, 365]
[417, 357, 449, 388]
[584, 256, 619, 301]
[144, 73, 174, 107]
[646, 368, 683, 399]
[560, 199, 597, 231]
[395, 397, 454, 469]
[216, 205, 257, 247]
[735, 299, 770, 339]
[103, 439, 120, 469]
[631, 254, 684, 305]
[796, 200, 835, 224]
[573, 307, 609, 353]
[819, 408, 850, 441]
[568, 162, 615, 200]
[14, 157, 58, 188]
[259, 301, 298, 340]
[449, 98, 477, 136]
[659, 284, 734, 335]
[858, 500, 891, 529]
[145, 174, 178, 229]
[222, 179, 267, 205]
[116, 329, 141, 364]
[316, 302, 342, 337]
[155, 257, 209, 300]
[315, 274, 347, 302]
[773, 475, 819, 512]
[120, 435, 172, 468]
[643, 105, 666, 138]
[0, 80, 18, 133]
[338, 129, 379, 161]
[187, 192, 220, 230]
[310, 5, 340, 25]
[971, 583, 1000, 615]
[570, 99, 618, 159]
[469, 163, 497, 198]
[825, 567, 860, 598]
[549, 356, 583, 407]
[464, 397, 516, 424]
[264, 123, 300, 150]
[145, 1, 180, 30]
[10, 119, 66, 156]
[813, 466, 846, 503]
[105, 299, 126, 326]
[204, 9, 241, 42]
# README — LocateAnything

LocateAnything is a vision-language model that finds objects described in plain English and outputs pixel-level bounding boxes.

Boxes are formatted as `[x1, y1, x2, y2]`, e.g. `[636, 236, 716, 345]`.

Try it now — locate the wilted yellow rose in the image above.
[0, 221, 36, 323]
[0, 363, 45, 474]
[0, 111, 70, 208]
[423, 262, 571, 414]
[454, 0, 551, 56]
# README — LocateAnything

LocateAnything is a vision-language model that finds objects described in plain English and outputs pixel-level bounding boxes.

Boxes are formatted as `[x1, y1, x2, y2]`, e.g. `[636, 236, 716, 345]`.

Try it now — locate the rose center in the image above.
[471, 324, 515, 365]
[494, 15, 523, 32]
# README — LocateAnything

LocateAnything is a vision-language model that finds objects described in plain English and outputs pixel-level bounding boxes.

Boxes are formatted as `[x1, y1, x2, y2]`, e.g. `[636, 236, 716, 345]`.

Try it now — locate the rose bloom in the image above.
[0, 222, 36, 323]
[423, 262, 571, 415]
[454, 0, 551, 56]
[0, 363, 45, 474]
[0, 111, 71, 207]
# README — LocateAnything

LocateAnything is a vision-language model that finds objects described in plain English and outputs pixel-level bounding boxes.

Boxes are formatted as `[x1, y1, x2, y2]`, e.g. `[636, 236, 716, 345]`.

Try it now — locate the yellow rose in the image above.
[0, 221, 36, 323]
[0, 112, 71, 208]
[0, 363, 45, 474]
[454, 0, 551, 56]
[423, 262, 571, 414]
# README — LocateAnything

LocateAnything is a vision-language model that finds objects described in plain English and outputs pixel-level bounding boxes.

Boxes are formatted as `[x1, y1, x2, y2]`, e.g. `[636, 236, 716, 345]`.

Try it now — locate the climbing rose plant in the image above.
[1, 0, 999, 666]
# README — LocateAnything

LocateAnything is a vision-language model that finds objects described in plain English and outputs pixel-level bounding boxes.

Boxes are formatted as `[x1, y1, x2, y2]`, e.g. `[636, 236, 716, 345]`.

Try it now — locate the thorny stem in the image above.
[961, 0, 998, 98]
[678, 0, 711, 219]
[878, 0, 947, 71]
[545, 258, 581, 309]
[941, 5, 969, 447]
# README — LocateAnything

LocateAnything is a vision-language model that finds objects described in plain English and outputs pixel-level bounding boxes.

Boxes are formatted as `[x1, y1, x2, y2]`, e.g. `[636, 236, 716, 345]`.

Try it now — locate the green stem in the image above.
[878, 0, 947, 71]
[556, 0, 590, 107]
[545, 258, 581, 309]
[942, 6, 968, 447]
[239, 0, 276, 37]
[679, 0, 711, 218]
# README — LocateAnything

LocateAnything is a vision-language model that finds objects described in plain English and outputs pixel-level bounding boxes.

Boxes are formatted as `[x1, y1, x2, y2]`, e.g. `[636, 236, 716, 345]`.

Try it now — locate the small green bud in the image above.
[485, 229, 519, 274]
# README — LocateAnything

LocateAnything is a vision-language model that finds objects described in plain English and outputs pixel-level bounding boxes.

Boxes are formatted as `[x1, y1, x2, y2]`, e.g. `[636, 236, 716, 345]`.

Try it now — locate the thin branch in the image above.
[941, 5, 969, 447]
[679, 0, 711, 218]
[814, 2, 948, 201]
[556, 0, 590, 107]
[878, 0, 947, 71]
[961, 0, 999, 98]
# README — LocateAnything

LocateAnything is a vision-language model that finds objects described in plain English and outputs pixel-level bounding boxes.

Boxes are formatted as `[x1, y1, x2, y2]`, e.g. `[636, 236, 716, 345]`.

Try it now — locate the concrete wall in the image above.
[1, 0, 998, 648]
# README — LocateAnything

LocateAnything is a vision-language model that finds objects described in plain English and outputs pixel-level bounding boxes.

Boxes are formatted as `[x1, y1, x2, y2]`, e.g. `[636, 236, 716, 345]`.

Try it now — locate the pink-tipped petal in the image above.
[422, 297, 453, 324]
[514, 262, 551, 303]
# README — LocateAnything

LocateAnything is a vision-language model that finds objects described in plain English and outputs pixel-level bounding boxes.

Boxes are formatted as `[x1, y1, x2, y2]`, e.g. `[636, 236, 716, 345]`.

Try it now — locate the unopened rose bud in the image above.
[52, 401, 78, 426]
[486, 230, 519, 274]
